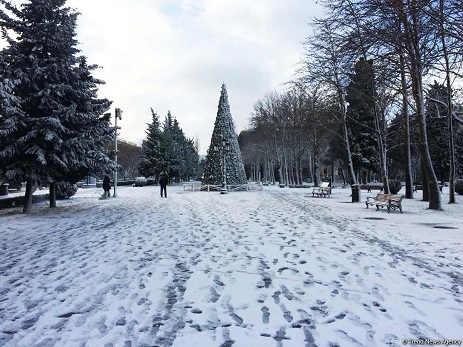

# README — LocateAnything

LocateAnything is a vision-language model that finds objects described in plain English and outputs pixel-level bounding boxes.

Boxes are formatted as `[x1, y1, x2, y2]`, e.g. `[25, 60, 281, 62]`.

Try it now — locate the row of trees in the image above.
[240, 0, 463, 210]
[240, 81, 462, 186]
[139, 109, 198, 182]
[0, 0, 115, 213]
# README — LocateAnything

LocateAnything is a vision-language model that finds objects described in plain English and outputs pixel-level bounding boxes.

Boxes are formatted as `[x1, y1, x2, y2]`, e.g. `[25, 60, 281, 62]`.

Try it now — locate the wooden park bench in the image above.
[359, 183, 384, 193]
[312, 181, 331, 198]
[365, 193, 404, 213]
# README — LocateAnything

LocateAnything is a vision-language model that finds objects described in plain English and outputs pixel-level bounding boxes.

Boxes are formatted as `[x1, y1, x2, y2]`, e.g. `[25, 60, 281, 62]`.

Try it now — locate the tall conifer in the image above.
[139, 108, 162, 178]
[345, 58, 379, 177]
[203, 84, 247, 185]
[0, 0, 114, 212]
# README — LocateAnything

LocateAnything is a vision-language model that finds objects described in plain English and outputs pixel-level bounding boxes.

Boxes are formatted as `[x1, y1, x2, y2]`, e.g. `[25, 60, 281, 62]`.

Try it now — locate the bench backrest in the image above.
[320, 181, 330, 189]
[375, 193, 389, 202]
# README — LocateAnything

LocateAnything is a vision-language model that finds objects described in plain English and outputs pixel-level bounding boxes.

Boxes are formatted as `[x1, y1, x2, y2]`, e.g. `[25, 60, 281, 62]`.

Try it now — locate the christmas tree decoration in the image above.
[203, 84, 247, 187]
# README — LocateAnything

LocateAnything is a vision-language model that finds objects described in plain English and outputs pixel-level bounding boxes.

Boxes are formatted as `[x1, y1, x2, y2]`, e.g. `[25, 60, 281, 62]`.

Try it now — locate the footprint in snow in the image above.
[281, 307, 293, 322]
[257, 294, 267, 303]
[229, 312, 243, 325]
[261, 306, 270, 324]
[272, 291, 281, 304]
[273, 328, 289, 341]
[214, 275, 225, 286]
[208, 287, 220, 303]
[354, 274, 365, 286]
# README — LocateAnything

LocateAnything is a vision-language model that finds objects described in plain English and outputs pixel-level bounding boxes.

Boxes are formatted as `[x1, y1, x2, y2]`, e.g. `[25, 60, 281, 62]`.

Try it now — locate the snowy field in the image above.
[0, 184, 462, 347]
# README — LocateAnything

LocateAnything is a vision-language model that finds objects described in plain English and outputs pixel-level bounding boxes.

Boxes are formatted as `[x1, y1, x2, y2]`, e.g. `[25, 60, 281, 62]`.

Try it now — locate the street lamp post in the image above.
[114, 107, 122, 197]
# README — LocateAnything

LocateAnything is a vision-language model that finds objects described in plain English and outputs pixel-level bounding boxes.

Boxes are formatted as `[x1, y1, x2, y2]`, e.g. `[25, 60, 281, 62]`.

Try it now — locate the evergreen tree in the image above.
[139, 108, 162, 178]
[139, 109, 198, 182]
[162, 113, 198, 182]
[345, 58, 379, 180]
[169, 118, 184, 179]
[0, 0, 114, 212]
[426, 82, 451, 183]
[0, 70, 26, 183]
[203, 84, 247, 186]
[183, 137, 198, 180]
[158, 111, 177, 176]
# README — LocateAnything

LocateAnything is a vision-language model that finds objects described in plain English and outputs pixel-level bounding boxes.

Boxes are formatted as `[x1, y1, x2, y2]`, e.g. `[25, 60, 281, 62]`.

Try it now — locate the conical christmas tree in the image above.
[203, 84, 247, 186]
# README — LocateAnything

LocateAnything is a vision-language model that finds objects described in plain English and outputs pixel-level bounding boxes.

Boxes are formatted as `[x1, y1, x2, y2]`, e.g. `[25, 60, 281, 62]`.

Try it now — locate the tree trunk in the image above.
[399, 0, 442, 210]
[23, 179, 34, 214]
[369, 69, 390, 194]
[284, 153, 290, 185]
[49, 182, 57, 208]
[341, 100, 358, 202]
[399, 48, 414, 199]
[412, 80, 441, 209]
[270, 160, 276, 184]
[420, 161, 429, 202]
[439, 0, 455, 203]
[263, 158, 268, 183]
[313, 152, 320, 187]
[278, 163, 283, 185]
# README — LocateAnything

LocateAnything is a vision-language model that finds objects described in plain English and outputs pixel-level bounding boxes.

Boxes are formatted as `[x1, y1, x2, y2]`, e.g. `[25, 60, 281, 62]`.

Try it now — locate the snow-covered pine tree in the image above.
[168, 117, 184, 179]
[345, 58, 379, 180]
[139, 109, 198, 182]
[0, 0, 114, 212]
[182, 137, 198, 181]
[203, 84, 247, 186]
[171, 121, 199, 182]
[425, 82, 453, 184]
[158, 111, 177, 176]
[139, 108, 162, 178]
[0, 68, 27, 184]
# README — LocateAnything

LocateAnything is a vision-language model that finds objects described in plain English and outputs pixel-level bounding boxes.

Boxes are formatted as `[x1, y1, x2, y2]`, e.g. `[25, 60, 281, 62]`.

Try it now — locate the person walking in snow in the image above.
[159, 172, 168, 198]
[102, 175, 111, 198]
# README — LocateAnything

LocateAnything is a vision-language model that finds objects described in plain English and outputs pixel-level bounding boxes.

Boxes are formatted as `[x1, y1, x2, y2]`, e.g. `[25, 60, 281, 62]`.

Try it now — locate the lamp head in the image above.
[115, 108, 123, 120]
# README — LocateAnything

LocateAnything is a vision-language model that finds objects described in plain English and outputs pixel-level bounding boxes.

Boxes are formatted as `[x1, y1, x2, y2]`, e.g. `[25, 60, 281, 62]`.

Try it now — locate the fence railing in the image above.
[183, 183, 263, 192]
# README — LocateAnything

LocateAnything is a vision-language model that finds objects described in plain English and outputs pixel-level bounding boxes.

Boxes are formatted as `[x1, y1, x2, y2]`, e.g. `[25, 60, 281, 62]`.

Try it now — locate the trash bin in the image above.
[351, 184, 361, 203]
[0, 183, 9, 196]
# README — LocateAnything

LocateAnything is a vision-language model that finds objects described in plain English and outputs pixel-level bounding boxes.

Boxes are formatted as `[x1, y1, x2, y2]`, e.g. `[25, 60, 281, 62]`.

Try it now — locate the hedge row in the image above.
[0, 194, 50, 209]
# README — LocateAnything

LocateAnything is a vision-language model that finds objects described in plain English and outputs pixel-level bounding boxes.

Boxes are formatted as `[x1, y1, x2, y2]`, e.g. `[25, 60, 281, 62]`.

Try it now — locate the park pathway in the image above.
[0, 186, 462, 346]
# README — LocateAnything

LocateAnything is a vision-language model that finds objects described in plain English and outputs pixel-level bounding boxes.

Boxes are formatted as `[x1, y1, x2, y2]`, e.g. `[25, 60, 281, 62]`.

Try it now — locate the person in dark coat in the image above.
[159, 172, 168, 198]
[103, 176, 111, 198]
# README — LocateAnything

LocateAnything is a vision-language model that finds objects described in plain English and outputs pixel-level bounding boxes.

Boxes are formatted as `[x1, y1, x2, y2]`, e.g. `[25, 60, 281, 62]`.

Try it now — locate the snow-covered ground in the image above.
[0, 184, 462, 347]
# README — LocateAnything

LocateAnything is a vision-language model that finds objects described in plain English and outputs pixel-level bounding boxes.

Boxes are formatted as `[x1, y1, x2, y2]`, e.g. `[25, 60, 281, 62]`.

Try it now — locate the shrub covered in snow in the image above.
[455, 179, 463, 195]
[56, 181, 78, 199]
[388, 179, 402, 194]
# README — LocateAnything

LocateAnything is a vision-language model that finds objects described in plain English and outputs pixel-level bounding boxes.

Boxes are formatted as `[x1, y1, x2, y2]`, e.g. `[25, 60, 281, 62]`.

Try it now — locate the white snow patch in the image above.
[0, 184, 462, 346]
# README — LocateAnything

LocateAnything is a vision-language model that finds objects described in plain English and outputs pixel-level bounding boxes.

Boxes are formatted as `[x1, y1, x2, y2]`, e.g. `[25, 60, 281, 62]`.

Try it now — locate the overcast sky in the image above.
[3, 1, 324, 154]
